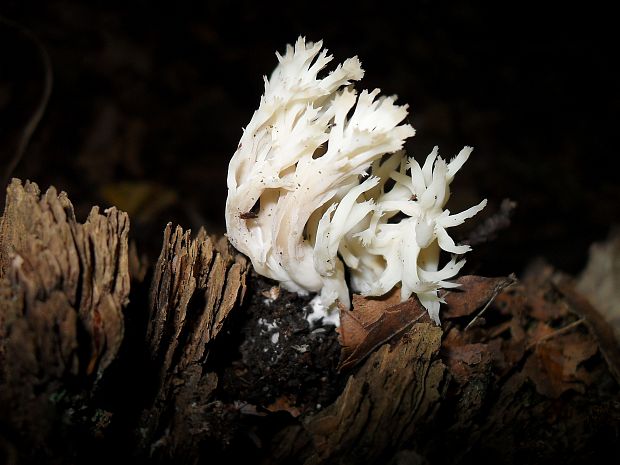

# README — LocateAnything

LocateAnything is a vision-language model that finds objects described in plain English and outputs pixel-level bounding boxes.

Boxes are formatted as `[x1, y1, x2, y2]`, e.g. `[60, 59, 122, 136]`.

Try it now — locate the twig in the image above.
[0, 17, 53, 205]
[552, 276, 620, 385]
[464, 286, 503, 331]
[463, 198, 517, 246]
[526, 318, 586, 350]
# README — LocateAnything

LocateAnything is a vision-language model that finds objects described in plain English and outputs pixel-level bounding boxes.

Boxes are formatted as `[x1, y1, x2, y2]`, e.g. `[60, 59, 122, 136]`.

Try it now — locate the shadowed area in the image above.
[0, 1, 617, 277]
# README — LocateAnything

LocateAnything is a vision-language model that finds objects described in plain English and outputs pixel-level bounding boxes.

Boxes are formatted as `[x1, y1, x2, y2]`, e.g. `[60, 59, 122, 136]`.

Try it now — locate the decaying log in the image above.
[270, 322, 445, 465]
[139, 223, 248, 460]
[0, 179, 130, 460]
[0, 179, 618, 465]
[267, 269, 619, 465]
[304, 323, 445, 465]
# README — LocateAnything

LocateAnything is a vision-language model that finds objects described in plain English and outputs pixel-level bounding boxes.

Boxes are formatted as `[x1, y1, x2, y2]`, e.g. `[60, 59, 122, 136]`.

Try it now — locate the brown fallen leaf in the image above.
[265, 395, 301, 418]
[523, 330, 598, 398]
[442, 275, 516, 319]
[349, 289, 402, 327]
[521, 259, 570, 321]
[525, 319, 585, 350]
[338, 295, 430, 372]
[442, 342, 491, 385]
[526, 321, 558, 344]
[552, 275, 620, 385]
[337, 307, 367, 357]
[337, 289, 401, 354]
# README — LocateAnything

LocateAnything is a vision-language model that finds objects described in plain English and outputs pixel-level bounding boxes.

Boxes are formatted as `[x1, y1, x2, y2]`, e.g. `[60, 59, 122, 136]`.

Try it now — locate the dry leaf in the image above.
[524, 331, 598, 398]
[553, 276, 620, 385]
[442, 342, 491, 385]
[338, 307, 368, 355]
[442, 275, 515, 319]
[349, 289, 401, 327]
[338, 296, 430, 371]
[266, 396, 301, 418]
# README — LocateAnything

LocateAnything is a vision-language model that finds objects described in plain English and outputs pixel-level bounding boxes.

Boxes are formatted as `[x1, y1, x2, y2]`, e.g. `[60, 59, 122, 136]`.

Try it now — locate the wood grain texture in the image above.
[140, 223, 248, 460]
[0, 178, 130, 460]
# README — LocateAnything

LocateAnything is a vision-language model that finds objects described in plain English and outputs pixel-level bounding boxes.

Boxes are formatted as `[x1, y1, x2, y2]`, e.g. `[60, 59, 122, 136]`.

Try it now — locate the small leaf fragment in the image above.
[442, 275, 516, 319]
[338, 294, 430, 371]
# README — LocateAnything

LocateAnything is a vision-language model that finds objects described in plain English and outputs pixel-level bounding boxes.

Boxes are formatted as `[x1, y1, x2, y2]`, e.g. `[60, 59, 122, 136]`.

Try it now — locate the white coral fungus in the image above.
[225, 37, 486, 324]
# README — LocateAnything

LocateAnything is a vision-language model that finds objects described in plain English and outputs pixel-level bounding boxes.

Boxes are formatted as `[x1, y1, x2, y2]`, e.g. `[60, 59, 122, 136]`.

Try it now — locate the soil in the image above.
[215, 273, 343, 416]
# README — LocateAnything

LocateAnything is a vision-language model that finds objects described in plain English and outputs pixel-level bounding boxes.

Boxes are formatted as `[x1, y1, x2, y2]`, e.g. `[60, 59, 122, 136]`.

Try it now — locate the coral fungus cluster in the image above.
[226, 37, 486, 323]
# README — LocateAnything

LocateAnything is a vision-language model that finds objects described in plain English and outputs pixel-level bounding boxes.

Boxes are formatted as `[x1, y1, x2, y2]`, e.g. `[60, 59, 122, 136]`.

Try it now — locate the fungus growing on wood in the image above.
[225, 37, 485, 323]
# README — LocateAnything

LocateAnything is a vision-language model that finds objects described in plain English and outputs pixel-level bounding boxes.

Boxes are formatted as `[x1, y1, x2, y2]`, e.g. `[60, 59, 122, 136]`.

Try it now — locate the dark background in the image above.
[1, 1, 618, 277]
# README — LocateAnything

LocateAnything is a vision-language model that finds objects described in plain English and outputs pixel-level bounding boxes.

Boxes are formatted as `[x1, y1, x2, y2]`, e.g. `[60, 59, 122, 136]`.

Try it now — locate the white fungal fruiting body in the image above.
[225, 37, 486, 324]
[329, 147, 487, 323]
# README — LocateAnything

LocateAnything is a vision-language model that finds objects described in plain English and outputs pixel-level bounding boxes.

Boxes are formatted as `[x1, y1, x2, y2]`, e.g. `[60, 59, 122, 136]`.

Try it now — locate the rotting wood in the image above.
[0, 178, 130, 460]
[139, 223, 248, 460]
[0, 179, 618, 465]
[304, 323, 445, 465]
[269, 267, 619, 465]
